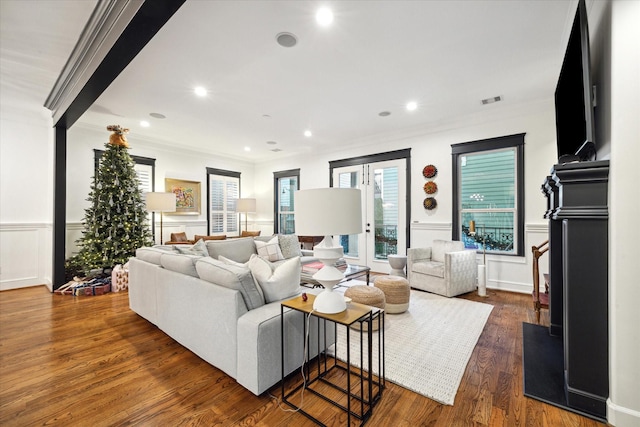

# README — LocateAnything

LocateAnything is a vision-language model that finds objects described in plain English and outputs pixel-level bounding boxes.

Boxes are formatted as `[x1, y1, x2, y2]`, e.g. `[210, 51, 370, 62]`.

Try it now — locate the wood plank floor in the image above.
[0, 284, 608, 426]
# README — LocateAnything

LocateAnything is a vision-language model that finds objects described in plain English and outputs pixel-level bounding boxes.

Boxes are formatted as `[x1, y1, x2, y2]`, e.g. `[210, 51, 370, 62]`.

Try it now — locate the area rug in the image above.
[327, 287, 493, 405]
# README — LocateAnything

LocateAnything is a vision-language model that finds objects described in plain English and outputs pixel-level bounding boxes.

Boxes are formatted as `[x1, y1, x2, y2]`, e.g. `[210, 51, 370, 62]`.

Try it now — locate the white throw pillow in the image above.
[248, 255, 300, 303]
[254, 236, 284, 262]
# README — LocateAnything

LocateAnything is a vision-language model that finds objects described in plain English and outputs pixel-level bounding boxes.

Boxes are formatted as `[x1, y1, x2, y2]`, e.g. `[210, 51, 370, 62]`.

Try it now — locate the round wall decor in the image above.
[422, 164, 437, 178]
[423, 181, 438, 194]
[423, 197, 437, 210]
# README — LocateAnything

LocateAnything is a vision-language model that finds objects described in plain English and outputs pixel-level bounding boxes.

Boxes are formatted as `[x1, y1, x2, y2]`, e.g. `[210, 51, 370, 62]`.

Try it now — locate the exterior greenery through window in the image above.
[452, 134, 524, 256]
[207, 167, 240, 236]
[274, 169, 299, 234]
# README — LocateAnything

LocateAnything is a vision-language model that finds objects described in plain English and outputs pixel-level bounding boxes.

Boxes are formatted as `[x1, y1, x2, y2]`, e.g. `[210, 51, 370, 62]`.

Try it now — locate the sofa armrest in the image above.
[408, 247, 432, 264]
[444, 250, 477, 283]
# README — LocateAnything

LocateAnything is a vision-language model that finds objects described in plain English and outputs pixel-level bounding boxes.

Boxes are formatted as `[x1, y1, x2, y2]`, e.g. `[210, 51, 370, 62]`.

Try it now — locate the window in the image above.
[274, 169, 299, 234]
[207, 168, 240, 235]
[452, 133, 524, 256]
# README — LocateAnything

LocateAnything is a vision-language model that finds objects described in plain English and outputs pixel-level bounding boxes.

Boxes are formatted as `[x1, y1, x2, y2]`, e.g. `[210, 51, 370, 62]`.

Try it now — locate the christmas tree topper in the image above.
[107, 125, 130, 148]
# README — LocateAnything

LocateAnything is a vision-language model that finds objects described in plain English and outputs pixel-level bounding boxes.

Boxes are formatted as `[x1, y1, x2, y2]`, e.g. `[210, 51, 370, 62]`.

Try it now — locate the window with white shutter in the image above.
[207, 168, 241, 235]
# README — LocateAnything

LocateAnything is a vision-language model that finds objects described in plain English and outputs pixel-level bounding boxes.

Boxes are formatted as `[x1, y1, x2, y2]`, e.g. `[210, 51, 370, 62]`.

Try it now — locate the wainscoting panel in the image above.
[0, 223, 52, 291]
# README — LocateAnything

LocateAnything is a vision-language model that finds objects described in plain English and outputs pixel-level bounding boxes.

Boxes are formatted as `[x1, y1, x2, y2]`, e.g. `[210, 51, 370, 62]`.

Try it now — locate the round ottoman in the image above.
[374, 275, 410, 314]
[344, 285, 385, 331]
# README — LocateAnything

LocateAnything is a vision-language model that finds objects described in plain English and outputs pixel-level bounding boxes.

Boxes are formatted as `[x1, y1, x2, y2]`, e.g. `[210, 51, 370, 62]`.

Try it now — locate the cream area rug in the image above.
[327, 285, 493, 405]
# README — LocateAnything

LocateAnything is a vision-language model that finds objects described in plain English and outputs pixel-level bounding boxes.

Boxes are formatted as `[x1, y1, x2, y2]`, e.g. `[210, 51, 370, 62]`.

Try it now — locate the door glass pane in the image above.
[337, 171, 360, 258]
[373, 166, 398, 259]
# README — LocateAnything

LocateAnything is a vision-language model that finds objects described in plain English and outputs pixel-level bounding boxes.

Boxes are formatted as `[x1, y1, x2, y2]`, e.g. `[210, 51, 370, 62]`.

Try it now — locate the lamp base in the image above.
[478, 264, 487, 297]
[313, 288, 347, 314]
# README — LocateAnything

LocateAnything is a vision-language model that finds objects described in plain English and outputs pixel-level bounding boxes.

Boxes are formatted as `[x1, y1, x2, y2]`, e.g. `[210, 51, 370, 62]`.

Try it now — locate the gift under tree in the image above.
[74, 125, 153, 272]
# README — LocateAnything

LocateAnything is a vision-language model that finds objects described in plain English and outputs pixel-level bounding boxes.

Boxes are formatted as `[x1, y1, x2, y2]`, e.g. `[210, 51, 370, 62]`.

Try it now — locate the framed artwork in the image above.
[165, 178, 201, 215]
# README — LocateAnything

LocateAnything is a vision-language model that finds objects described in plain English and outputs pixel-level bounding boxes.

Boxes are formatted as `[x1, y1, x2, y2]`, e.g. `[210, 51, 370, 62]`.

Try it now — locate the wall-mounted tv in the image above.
[554, 0, 596, 163]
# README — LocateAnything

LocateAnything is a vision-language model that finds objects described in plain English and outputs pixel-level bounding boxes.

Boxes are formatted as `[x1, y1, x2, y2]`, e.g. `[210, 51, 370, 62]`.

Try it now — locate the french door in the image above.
[332, 159, 406, 274]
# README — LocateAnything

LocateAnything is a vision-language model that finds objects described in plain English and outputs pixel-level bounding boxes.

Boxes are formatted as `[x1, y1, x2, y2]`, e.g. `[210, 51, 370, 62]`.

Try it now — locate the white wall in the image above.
[605, 1, 640, 425]
[65, 124, 256, 255]
[0, 83, 54, 290]
[255, 100, 556, 293]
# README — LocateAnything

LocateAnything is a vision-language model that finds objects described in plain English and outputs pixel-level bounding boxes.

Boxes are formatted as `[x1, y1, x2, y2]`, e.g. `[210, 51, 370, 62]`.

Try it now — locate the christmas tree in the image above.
[74, 125, 153, 272]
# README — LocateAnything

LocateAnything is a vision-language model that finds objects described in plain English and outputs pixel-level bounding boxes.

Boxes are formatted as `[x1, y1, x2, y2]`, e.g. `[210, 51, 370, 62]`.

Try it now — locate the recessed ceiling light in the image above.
[262, 114, 271, 119]
[140, 120, 150, 127]
[194, 86, 208, 97]
[266, 141, 277, 145]
[304, 130, 312, 137]
[316, 7, 334, 26]
[379, 111, 391, 117]
[406, 101, 418, 111]
[149, 112, 166, 119]
[276, 32, 297, 48]
[244, 146, 251, 152]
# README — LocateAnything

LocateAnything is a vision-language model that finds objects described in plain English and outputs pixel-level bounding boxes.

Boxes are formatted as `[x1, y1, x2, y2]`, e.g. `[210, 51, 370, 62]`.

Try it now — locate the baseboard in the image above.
[607, 399, 640, 427]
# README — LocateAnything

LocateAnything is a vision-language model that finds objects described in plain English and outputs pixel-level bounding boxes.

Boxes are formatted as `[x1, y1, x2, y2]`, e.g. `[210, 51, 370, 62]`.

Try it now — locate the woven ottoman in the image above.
[374, 275, 410, 314]
[344, 285, 385, 331]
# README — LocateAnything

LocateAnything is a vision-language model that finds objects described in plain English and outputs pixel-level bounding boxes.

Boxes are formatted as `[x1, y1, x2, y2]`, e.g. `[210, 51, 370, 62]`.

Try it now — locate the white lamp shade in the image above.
[236, 198, 256, 213]
[145, 192, 176, 212]
[294, 188, 362, 236]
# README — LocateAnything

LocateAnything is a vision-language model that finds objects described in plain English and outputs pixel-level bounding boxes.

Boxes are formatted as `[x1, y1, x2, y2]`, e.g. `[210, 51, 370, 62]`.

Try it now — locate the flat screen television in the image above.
[554, 0, 596, 162]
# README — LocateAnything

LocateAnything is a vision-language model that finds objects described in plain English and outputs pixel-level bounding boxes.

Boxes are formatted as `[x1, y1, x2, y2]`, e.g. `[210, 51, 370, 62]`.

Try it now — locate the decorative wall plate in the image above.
[423, 164, 437, 178]
[423, 197, 437, 210]
[423, 181, 438, 194]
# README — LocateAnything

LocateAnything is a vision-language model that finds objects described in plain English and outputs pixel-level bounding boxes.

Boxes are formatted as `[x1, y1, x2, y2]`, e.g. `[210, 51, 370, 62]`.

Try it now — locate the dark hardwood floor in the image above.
[0, 283, 608, 426]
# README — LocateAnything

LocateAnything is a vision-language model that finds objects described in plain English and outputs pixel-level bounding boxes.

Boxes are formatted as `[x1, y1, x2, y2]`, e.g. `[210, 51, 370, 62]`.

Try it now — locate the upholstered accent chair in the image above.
[407, 240, 477, 297]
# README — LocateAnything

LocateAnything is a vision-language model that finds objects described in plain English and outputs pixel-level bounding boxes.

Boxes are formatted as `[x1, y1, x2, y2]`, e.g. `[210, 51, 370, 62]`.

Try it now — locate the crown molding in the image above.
[44, 0, 143, 123]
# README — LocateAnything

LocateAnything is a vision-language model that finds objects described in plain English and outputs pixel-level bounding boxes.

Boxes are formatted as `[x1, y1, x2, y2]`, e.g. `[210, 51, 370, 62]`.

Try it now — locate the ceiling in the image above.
[3, 1, 577, 163]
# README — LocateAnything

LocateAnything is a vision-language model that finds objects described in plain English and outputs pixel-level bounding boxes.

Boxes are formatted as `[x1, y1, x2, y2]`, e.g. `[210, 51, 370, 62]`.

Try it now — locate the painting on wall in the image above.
[165, 178, 201, 215]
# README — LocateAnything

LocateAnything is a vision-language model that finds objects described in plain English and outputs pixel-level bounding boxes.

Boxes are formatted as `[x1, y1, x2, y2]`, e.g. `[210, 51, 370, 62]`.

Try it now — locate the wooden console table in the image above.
[298, 235, 323, 249]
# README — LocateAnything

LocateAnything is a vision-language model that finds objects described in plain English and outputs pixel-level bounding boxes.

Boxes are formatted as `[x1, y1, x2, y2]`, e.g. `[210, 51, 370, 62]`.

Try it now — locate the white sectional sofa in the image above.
[128, 236, 333, 395]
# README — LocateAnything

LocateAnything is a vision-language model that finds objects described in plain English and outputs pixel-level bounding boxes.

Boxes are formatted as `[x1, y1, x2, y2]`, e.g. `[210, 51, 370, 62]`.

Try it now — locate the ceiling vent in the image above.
[481, 96, 502, 105]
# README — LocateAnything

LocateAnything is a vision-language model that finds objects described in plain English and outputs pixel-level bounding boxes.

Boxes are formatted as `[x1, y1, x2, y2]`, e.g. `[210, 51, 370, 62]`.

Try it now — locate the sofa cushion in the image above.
[431, 240, 465, 263]
[160, 253, 201, 277]
[411, 260, 445, 278]
[136, 247, 174, 265]
[255, 236, 284, 262]
[278, 234, 302, 259]
[194, 234, 227, 242]
[205, 237, 256, 263]
[174, 239, 209, 256]
[196, 257, 265, 310]
[248, 255, 300, 303]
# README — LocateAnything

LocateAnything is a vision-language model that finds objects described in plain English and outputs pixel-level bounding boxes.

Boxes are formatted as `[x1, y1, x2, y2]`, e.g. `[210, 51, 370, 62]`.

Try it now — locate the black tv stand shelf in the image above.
[523, 160, 609, 422]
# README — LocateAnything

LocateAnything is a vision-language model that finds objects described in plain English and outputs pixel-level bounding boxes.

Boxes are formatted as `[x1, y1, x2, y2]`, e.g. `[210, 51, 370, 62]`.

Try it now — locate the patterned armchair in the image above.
[407, 240, 477, 297]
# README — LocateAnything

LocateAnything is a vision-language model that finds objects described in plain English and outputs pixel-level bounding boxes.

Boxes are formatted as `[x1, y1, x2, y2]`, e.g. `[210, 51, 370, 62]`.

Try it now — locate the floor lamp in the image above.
[236, 198, 256, 234]
[469, 220, 487, 297]
[145, 192, 176, 245]
[294, 188, 362, 314]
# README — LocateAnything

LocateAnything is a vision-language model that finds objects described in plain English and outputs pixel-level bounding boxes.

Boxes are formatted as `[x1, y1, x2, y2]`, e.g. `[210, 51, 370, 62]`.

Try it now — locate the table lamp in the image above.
[236, 198, 256, 233]
[145, 192, 176, 245]
[294, 188, 362, 313]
